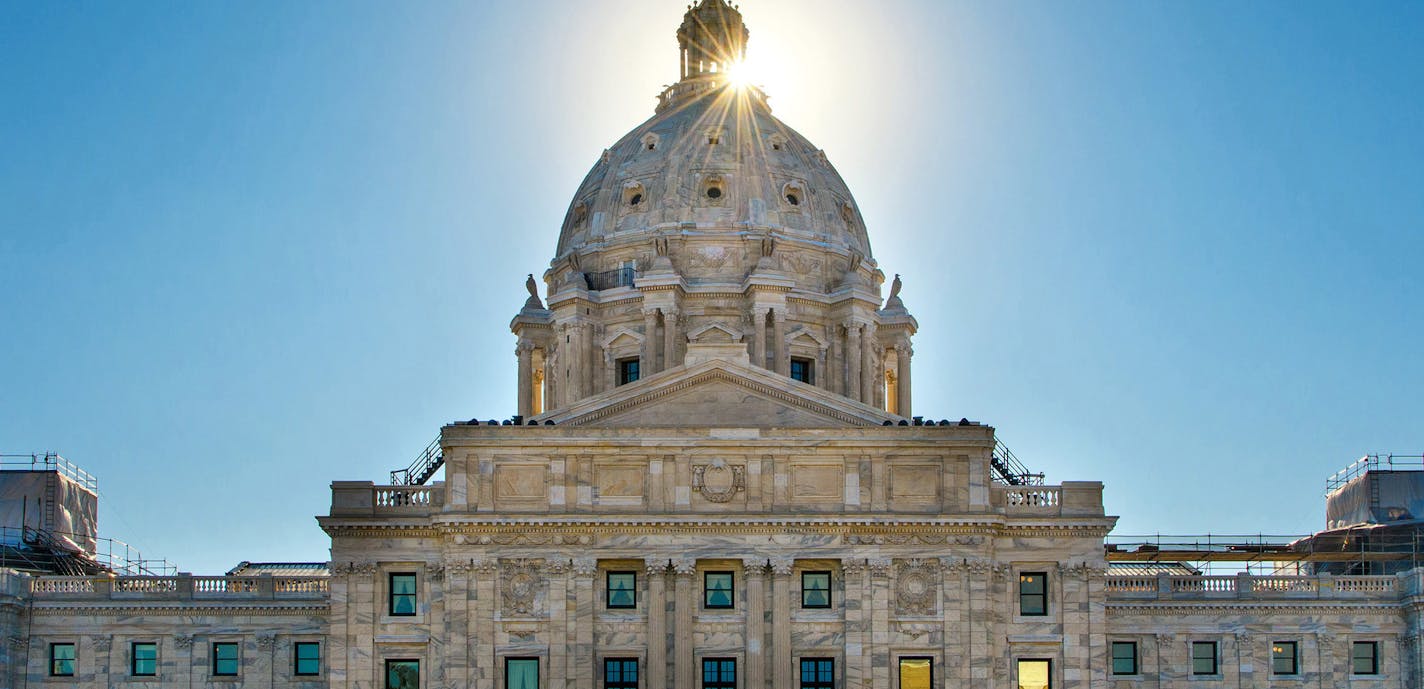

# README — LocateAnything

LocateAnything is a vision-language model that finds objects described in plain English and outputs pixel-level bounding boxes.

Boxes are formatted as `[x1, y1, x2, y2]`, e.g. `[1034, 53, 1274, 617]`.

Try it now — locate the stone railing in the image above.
[993, 481, 1105, 518]
[330, 480, 446, 517]
[1105, 573, 1398, 601]
[29, 574, 328, 600]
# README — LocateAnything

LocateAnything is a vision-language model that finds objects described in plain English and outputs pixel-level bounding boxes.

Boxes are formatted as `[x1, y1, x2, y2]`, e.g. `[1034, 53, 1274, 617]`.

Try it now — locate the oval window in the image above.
[630, 193, 643, 206]
[706, 187, 723, 199]
[786, 193, 799, 206]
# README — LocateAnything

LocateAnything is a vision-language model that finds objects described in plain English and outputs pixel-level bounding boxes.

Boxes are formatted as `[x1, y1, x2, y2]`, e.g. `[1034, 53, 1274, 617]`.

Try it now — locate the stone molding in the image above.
[867, 558, 892, 576]
[672, 559, 697, 577]
[32, 604, 330, 616]
[256, 634, 277, 650]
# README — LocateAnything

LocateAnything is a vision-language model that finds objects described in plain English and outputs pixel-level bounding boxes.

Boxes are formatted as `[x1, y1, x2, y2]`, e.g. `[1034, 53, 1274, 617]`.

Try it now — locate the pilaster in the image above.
[770, 557, 794, 689]
[868, 557, 893, 689]
[473, 559, 499, 689]
[673, 558, 696, 689]
[572, 558, 597, 689]
[743, 558, 768, 689]
[645, 558, 670, 689]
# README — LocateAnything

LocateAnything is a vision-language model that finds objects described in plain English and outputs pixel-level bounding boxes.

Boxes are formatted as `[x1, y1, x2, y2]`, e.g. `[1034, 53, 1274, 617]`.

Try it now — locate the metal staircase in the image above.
[991, 438, 1044, 486]
[391, 436, 443, 486]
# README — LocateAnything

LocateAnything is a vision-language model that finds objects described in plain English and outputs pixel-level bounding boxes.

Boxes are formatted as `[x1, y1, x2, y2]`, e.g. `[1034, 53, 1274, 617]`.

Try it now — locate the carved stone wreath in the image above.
[692, 460, 745, 503]
[501, 559, 544, 617]
[895, 559, 939, 616]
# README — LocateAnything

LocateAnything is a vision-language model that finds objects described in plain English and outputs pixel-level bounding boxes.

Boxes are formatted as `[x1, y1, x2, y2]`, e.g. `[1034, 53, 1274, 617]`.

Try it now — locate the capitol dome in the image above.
[513, 0, 916, 420]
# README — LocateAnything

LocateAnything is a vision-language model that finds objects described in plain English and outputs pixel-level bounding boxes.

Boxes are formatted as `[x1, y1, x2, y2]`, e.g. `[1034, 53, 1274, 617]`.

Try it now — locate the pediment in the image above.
[537, 358, 899, 428]
[686, 322, 743, 343]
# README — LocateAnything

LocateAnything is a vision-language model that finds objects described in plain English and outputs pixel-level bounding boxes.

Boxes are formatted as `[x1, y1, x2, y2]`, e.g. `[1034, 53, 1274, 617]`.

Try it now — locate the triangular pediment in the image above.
[536, 357, 900, 428]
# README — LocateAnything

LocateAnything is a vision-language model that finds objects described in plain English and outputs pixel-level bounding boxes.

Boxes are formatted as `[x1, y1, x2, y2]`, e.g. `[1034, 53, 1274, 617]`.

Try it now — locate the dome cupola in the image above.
[512, 2, 917, 421]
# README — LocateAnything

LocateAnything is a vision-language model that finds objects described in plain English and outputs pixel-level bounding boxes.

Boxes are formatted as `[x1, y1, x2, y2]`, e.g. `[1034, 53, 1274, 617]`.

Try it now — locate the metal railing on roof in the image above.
[990, 439, 1044, 486]
[584, 267, 637, 291]
[390, 436, 443, 486]
[1325, 453, 1424, 496]
[0, 453, 98, 492]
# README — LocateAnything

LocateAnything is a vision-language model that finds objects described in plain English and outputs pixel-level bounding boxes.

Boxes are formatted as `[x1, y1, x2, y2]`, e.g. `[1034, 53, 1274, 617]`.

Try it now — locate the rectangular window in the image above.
[1191, 641, 1217, 675]
[295, 642, 321, 676]
[800, 658, 834, 689]
[1110, 642, 1137, 675]
[607, 571, 637, 609]
[801, 571, 831, 608]
[1352, 641, 1379, 675]
[701, 658, 736, 689]
[212, 642, 240, 676]
[618, 358, 640, 385]
[703, 571, 734, 609]
[49, 643, 75, 677]
[790, 358, 814, 384]
[1272, 641, 1298, 675]
[132, 642, 158, 677]
[1017, 659, 1051, 689]
[604, 658, 639, 689]
[898, 657, 933, 689]
[506, 657, 540, 689]
[1019, 572, 1047, 616]
[390, 573, 417, 616]
[386, 659, 420, 689]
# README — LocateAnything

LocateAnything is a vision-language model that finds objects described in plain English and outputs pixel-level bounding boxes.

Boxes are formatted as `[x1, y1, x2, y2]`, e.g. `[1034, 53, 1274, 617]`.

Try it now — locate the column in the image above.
[845, 323, 862, 402]
[860, 322, 877, 405]
[645, 558, 669, 689]
[547, 560, 570, 689]
[517, 341, 534, 418]
[751, 308, 769, 369]
[895, 343, 912, 418]
[446, 560, 472, 689]
[351, 563, 377, 689]
[940, 558, 967, 688]
[572, 559, 597, 689]
[770, 557, 794, 689]
[473, 560, 499, 689]
[673, 559, 697, 689]
[578, 323, 593, 400]
[646, 310, 660, 375]
[842, 560, 866, 689]
[663, 308, 680, 370]
[772, 310, 788, 375]
[868, 558, 893, 689]
[830, 329, 844, 395]
[743, 558, 768, 689]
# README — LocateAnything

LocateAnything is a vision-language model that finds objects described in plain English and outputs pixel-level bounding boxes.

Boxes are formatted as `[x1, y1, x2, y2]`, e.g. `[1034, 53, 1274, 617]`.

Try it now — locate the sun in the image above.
[724, 59, 756, 90]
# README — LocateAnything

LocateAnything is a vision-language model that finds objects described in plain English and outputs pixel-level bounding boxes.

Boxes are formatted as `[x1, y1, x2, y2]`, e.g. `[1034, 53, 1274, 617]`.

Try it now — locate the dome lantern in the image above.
[677, 0, 749, 81]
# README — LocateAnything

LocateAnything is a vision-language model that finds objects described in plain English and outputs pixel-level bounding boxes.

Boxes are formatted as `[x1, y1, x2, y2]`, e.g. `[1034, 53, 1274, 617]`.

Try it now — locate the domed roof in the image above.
[554, 1, 872, 266]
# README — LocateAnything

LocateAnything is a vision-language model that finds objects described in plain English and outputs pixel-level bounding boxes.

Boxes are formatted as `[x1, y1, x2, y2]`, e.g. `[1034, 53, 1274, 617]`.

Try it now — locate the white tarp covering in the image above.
[0, 471, 98, 555]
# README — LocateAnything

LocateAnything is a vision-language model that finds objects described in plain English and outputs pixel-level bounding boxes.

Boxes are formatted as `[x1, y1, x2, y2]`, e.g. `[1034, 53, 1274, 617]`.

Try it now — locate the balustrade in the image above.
[1105, 574, 1399, 601]
[29, 574, 328, 600]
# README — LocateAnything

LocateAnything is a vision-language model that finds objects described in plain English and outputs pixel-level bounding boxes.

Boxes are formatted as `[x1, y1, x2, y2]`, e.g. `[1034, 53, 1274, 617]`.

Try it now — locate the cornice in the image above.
[321, 517, 1113, 540]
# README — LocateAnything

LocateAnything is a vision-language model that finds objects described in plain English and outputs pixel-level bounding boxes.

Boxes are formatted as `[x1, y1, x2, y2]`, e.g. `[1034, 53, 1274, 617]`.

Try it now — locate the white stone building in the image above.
[0, 2, 1417, 689]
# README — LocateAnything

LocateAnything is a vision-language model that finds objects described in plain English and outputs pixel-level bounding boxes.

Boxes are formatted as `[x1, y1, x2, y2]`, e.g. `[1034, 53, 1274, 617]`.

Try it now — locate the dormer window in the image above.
[782, 182, 805, 209]
[623, 182, 647, 210]
[702, 176, 727, 205]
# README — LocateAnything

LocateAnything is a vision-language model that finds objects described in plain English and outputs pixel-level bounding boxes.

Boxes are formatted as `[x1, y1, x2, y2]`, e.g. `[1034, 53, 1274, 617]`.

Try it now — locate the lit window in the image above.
[386, 659, 420, 689]
[790, 358, 814, 385]
[132, 642, 158, 677]
[702, 658, 736, 689]
[1017, 659, 1051, 689]
[295, 642, 321, 676]
[1110, 642, 1137, 675]
[898, 657, 932, 689]
[607, 571, 637, 609]
[1191, 641, 1217, 675]
[1352, 641, 1379, 675]
[800, 658, 834, 689]
[1019, 572, 1047, 616]
[49, 643, 75, 677]
[212, 642, 239, 676]
[390, 573, 417, 616]
[801, 571, 831, 608]
[1272, 641, 1298, 675]
[506, 657, 540, 689]
[618, 358, 640, 386]
[703, 571, 734, 609]
[605, 658, 638, 689]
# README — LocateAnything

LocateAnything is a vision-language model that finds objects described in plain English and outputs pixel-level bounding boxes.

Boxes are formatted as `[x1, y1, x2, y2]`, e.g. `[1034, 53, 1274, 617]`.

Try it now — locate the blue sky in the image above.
[2, 1, 1420, 574]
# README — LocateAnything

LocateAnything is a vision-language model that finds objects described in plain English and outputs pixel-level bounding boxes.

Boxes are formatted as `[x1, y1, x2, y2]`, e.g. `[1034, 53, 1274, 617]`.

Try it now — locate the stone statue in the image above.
[887, 274, 902, 302]
[524, 274, 544, 310]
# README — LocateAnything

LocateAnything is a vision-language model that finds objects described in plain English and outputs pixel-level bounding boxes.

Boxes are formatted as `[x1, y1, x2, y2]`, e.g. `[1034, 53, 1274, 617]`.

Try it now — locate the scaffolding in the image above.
[1326, 453, 1424, 496]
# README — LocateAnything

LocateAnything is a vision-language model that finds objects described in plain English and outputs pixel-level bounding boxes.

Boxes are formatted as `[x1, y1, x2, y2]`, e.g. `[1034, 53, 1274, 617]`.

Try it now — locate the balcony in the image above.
[330, 481, 445, 517]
